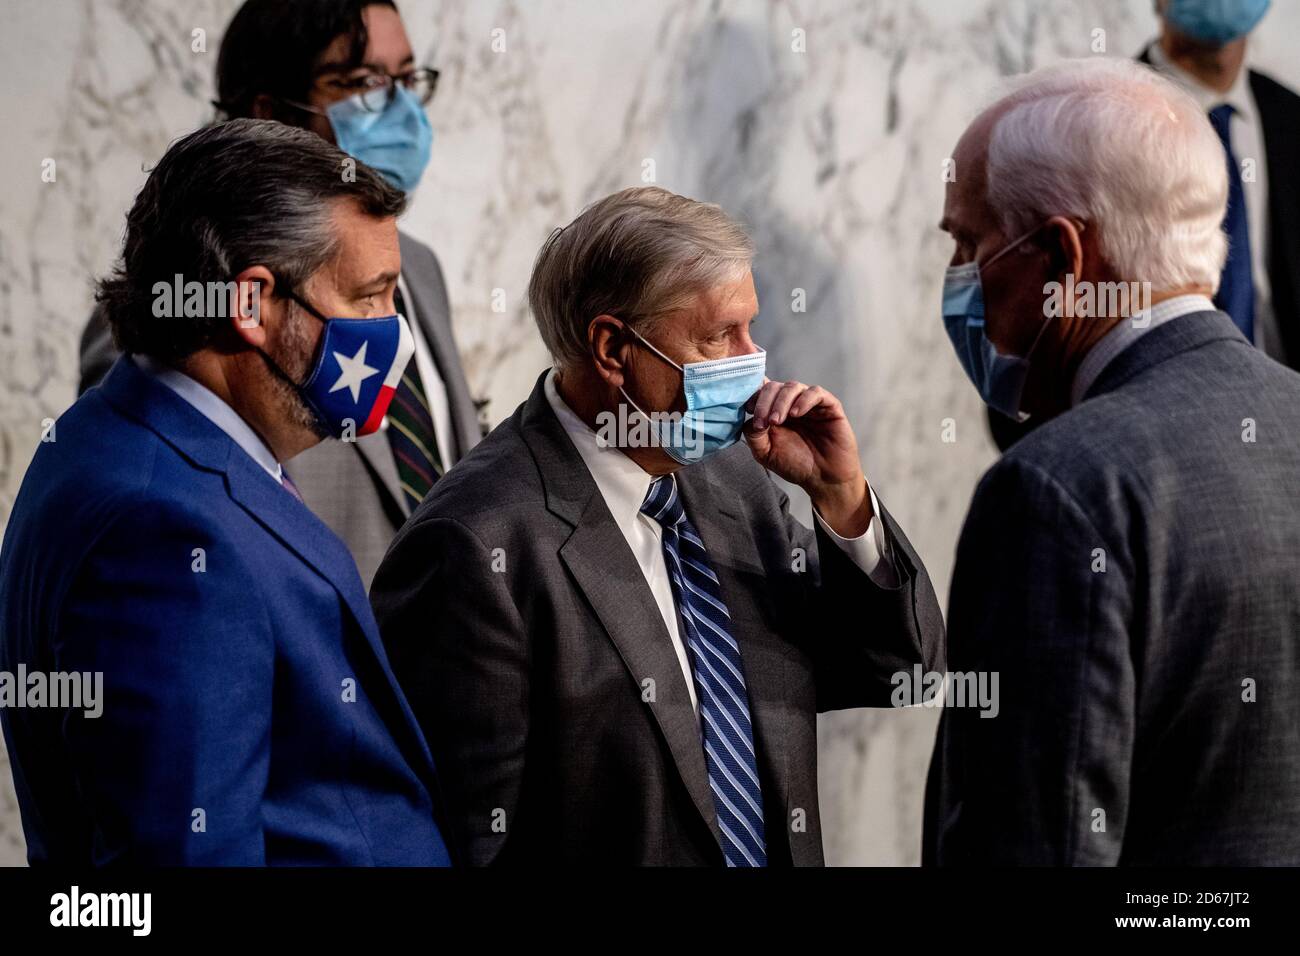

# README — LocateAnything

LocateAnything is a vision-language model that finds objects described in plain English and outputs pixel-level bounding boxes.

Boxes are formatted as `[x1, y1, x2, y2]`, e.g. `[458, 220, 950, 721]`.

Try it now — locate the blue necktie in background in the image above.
[1208, 104, 1255, 342]
[641, 475, 767, 867]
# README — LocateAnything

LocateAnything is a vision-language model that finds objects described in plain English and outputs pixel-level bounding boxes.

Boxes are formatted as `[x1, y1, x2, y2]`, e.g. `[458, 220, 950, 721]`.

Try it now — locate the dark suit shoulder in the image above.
[397, 229, 447, 280]
[1250, 68, 1300, 115]
[23, 391, 160, 524]
[988, 334, 1300, 533]
[25, 390, 249, 545]
[408, 407, 545, 528]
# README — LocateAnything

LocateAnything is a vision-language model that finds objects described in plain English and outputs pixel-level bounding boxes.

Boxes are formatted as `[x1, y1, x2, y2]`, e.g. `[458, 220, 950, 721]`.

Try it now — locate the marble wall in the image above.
[2, 0, 1298, 866]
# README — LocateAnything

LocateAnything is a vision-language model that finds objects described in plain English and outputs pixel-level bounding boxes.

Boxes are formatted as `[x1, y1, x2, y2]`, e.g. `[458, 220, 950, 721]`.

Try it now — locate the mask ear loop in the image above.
[284, 289, 329, 324]
[624, 322, 684, 372]
[614, 320, 680, 445]
[982, 216, 1087, 354]
[1006, 219, 1088, 367]
[253, 287, 328, 405]
[980, 221, 1049, 272]
[982, 217, 1086, 272]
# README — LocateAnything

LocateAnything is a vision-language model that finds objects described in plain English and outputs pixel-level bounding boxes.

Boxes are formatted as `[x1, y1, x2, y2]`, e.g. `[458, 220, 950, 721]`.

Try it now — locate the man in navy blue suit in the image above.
[0, 118, 451, 865]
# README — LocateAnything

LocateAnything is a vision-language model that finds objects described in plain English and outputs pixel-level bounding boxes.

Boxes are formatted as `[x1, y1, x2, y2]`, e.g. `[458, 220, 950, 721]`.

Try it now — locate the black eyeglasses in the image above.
[283, 67, 440, 117]
[321, 67, 440, 112]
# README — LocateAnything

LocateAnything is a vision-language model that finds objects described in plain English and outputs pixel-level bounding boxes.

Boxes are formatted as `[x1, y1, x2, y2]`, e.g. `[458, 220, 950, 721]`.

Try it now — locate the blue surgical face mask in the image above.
[326, 85, 433, 194]
[619, 326, 767, 465]
[941, 224, 1055, 422]
[1164, 0, 1270, 45]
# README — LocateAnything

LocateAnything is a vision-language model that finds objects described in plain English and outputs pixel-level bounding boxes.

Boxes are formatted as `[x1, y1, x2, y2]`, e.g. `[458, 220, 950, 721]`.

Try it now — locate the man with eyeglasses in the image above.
[77, 0, 483, 588]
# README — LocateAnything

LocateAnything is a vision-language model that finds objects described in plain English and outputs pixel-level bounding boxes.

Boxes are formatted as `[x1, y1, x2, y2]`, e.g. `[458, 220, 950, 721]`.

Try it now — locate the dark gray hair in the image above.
[96, 117, 406, 361]
[528, 186, 754, 370]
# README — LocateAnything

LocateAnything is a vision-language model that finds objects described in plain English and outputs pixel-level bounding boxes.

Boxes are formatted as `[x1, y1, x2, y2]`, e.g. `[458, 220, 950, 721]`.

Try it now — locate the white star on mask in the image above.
[329, 341, 380, 403]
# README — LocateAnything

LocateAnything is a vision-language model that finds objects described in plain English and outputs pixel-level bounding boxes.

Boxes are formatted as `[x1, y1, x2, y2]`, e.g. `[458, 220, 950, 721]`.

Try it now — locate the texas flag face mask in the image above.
[288, 292, 415, 439]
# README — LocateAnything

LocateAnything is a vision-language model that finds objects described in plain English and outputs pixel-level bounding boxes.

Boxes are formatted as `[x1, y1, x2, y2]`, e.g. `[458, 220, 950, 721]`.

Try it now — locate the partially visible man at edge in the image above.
[989, 0, 1300, 450]
[0, 119, 452, 865]
[927, 58, 1300, 865]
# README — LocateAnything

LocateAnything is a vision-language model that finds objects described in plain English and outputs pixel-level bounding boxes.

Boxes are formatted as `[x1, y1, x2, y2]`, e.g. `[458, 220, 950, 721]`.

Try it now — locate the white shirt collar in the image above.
[543, 369, 658, 525]
[133, 354, 284, 484]
[1070, 294, 1217, 406]
[1147, 41, 1254, 122]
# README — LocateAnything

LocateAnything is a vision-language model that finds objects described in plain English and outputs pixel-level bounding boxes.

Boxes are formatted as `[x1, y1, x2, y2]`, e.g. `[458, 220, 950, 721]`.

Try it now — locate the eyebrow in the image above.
[317, 54, 416, 76]
[355, 270, 401, 294]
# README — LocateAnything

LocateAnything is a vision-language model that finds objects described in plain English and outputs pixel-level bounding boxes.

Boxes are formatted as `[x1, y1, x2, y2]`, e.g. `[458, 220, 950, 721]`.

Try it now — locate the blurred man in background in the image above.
[1143, 0, 1297, 362]
[78, 0, 482, 587]
[0, 120, 450, 865]
[988, 0, 1299, 450]
[926, 58, 1300, 864]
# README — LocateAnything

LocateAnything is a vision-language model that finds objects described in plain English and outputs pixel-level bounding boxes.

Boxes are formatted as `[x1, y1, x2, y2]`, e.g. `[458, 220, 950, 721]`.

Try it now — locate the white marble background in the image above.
[1, 0, 1298, 866]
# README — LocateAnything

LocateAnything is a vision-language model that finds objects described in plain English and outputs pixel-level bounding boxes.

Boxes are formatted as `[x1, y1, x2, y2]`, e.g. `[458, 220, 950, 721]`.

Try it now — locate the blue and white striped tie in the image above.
[641, 474, 767, 867]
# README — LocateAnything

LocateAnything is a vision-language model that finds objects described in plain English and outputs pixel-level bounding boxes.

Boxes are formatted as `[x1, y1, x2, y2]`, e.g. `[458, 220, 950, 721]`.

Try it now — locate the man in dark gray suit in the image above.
[78, 0, 482, 587]
[925, 57, 1300, 865]
[372, 186, 945, 866]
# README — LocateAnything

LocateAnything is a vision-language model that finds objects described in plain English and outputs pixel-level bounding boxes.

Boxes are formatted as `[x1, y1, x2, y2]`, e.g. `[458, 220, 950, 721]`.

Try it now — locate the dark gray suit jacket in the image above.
[925, 310, 1300, 865]
[78, 231, 482, 588]
[371, 372, 946, 865]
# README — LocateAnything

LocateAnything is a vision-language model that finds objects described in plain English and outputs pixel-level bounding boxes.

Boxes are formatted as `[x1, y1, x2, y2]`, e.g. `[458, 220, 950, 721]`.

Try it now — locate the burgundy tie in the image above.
[281, 469, 305, 503]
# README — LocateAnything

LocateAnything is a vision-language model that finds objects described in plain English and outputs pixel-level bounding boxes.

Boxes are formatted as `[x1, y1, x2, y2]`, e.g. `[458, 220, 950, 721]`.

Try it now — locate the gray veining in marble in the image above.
[2, 0, 1298, 866]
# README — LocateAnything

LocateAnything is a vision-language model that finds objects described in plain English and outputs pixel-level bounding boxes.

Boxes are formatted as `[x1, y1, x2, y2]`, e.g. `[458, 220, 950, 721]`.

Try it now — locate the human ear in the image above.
[588, 314, 631, 388]
[1043, 216, 1085, 283]
[228, 265, 277, 348]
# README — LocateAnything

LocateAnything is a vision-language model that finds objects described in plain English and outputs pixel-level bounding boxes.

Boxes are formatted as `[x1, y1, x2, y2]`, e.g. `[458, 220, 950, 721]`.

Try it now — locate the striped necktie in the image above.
[387, 286, 445, 511]
[641, 474, 767, 867]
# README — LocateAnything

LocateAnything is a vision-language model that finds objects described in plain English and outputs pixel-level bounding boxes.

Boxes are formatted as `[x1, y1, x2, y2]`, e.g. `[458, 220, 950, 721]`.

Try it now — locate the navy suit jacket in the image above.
[0, 356, 451, 865]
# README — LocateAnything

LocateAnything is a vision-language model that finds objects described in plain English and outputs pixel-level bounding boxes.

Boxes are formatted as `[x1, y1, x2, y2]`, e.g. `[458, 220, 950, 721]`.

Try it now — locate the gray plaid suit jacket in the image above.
[925, 310, 1300, 865]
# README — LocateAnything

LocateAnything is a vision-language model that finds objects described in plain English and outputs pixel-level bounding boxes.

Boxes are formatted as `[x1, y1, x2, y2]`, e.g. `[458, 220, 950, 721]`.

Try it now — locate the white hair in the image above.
[983, 57, 1228, 292]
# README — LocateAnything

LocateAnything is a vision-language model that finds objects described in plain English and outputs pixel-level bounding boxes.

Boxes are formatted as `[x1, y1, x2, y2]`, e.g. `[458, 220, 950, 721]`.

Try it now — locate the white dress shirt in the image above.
[395, 272, 455, 467]
[543, 369, 896, 716]
[1070, 293, 1218, 406]
[133, 353, 284, 484]
[1147, 43, 1283, 361]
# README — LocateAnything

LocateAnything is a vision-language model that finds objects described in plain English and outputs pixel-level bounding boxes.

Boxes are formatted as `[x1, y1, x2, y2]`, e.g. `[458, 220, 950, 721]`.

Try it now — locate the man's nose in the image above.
[733, 330, 762, 357]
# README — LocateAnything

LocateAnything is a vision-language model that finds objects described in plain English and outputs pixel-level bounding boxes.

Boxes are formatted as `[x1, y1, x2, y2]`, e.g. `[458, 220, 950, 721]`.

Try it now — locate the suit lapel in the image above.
[101, 356, 438, 787]
[353, 429, 409, 520]
[559, 500, 723, 850]
[224, 451, 378, 639]
[518, 374, 724, 853]
[398, 232, 481, 459]
[223, 449, 438, 786]
[1249, 69, 1300, 368]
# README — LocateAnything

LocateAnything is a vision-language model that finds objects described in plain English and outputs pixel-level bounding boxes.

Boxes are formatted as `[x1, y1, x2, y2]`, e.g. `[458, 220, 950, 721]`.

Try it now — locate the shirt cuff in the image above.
[813, 483, 899, 588]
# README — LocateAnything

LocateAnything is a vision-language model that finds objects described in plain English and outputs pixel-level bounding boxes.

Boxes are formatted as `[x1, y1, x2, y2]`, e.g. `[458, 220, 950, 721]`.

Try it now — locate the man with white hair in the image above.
[372, 185, 945, 866]
[924, 57, 1300, 865]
